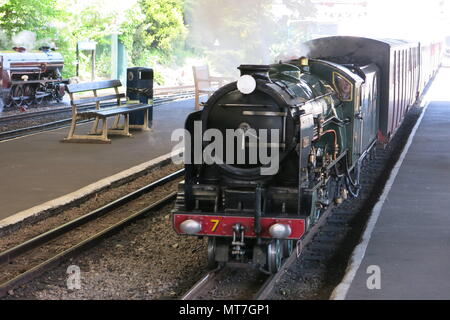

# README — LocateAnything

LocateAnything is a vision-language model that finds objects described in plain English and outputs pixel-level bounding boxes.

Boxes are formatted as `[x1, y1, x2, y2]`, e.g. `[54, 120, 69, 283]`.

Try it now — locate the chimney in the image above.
[238, 65, 271, 80]
[39, 46, 52, 53]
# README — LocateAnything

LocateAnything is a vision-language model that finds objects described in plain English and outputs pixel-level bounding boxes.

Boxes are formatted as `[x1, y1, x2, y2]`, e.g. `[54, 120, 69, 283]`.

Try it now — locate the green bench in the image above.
[62, 80, 152, 143]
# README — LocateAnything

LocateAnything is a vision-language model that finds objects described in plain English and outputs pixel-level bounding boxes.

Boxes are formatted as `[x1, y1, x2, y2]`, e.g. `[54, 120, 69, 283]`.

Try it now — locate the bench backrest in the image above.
[67, 80, 124, 109]
[193, 65, 212, 90]
[67, 80, 122, 93]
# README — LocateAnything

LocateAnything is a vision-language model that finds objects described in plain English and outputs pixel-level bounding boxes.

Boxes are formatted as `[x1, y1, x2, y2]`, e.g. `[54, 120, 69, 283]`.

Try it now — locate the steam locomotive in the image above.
[172, 36, 442, 273]
[0, 46, 67, 109]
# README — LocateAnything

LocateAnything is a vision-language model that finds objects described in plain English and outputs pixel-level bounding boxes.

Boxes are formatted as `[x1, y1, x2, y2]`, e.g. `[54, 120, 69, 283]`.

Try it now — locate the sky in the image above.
[322, 0, 449, 41]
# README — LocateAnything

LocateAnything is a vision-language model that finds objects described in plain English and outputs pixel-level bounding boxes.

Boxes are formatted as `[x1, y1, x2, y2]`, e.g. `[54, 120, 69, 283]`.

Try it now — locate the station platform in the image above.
[0, 98, 201, 227]
[333, 68, 450, 300]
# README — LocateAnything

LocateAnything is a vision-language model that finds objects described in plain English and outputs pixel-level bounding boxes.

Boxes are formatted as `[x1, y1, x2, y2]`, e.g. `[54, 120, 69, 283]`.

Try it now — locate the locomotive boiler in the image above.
[0, 46, 67, 109]
[172, 36, 440, 273]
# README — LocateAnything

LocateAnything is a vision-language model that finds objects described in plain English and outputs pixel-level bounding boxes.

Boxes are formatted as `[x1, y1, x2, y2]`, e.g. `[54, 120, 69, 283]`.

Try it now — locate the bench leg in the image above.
[108, 114, 132, 137]
[124, 114, 130, 135]
[112, 115, 121, 129]
[90, 116, 100, 134]
[62, 116, 111, 143]
[93, 118, 104, 135]
[101, 118, 109, 141]
[65, 115, 78, 140]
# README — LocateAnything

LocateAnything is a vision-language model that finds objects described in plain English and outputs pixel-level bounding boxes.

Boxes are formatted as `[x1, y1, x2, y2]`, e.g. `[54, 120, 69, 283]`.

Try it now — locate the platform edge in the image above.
[0, 148, 183, 232]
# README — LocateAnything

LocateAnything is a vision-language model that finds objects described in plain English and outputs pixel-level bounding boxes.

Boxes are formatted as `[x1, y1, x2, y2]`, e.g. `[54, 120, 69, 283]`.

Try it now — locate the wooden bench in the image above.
[62, 80, 152, 143]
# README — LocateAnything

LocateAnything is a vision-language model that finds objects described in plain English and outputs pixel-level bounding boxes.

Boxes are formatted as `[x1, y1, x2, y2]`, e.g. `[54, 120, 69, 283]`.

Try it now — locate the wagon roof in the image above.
[306, 36, 419, 48]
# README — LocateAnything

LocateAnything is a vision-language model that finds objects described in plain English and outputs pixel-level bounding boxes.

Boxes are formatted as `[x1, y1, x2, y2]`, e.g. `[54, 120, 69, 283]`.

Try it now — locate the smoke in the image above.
[12, 31, 37, 50]
[185, 0, 450, 77]
[185, 0, 315, 76]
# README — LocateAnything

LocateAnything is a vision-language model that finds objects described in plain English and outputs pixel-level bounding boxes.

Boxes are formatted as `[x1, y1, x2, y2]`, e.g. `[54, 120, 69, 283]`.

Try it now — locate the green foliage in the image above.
[56, 0, 122, 78]
[153, 71, 165, 86]
[0, 0, 317, 83]
[0, 0, 132, 78]
[138, 0, 186, 50]
[63, 2, 118, 42]
[120, 0, 187, 68]
[0, 0, 60, 37]
[95, 43, 112, 79]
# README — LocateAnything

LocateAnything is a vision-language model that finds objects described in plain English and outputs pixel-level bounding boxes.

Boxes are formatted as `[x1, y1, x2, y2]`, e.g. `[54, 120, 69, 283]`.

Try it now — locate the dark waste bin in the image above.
[127, 67, 154, 127]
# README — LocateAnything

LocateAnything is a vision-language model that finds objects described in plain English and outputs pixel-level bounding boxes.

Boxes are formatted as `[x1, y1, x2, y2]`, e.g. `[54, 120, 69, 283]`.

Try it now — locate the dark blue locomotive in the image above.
[0, 46, 67, 110]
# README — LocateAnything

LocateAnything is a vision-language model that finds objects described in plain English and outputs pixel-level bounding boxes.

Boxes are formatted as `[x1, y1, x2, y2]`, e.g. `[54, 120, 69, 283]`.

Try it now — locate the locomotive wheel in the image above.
[23, 85, 35, 107]
[267, 240, 282, 273]
[207, 237, 218, 269]
[312, 205, 321, 224]
[4, 96, 13, 108]
[282, 240, 294, 259]
[11, 85, 24, 108]
[35, 84, 46, 105]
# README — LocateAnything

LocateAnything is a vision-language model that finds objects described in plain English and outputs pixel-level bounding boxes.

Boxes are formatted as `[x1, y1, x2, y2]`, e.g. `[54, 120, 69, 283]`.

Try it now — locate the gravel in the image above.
[4, 205, 208, 300]
[0, 100, 73, 133]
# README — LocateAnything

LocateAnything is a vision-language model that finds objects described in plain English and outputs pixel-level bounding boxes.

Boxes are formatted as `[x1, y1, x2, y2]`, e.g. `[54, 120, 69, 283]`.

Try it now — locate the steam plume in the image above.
[12, 31, 37, 50]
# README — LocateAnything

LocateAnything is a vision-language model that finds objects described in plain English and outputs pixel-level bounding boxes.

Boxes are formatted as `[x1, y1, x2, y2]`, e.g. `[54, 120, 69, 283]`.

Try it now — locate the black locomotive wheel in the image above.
[35, 84, 46, 105]
[4, 96, 13, 108]
[207, 237, 218, 269]
[23, 84, 35, 107]
[11, 85, 24, 108]
[282, 239, 294, 258]
[267, 240, 282, 273]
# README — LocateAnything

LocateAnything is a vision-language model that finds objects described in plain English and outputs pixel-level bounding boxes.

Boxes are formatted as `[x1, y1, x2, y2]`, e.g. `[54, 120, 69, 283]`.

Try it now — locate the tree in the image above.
[120, 0, 187, 66]
[0, 0, 60, 38]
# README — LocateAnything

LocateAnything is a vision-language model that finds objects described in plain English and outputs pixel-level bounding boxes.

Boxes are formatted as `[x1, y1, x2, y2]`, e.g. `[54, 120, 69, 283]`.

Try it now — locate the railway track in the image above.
[181, 203, 335, 300]
[0, 91, 195, 123]
[0, 92, 195, 142]
[0, 169, 184, 298]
